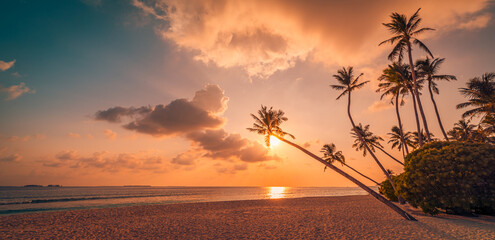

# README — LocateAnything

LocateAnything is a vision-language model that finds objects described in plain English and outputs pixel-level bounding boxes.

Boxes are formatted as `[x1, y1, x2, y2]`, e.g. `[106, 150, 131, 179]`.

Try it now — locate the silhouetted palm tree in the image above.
[447, 119, 476, 142]
[380, 8, 434, 144]
[330, 67, 404, 200]
[377, 64, 410, 154]
[457, 72, 495, 123]
[387, 126, 414, 159]
[351, 124, 404, 166]
[416, 57, 457, 141]
[320, 144, 381, 186]
[247, 105, 415, 220]
[411, 131, 434, 149]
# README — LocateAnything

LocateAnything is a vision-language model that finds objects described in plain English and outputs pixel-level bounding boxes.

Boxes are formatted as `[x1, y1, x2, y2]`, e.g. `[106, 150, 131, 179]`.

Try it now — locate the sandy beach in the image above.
[1, 195, 494, 239]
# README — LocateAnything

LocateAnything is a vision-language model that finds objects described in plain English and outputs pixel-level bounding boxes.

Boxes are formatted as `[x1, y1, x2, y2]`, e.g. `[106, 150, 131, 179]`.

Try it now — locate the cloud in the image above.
[183, 128, 281, 163]
[7, 134, 46, 142]
[0, 60, 15, 71]
[104, 129, 117, 140]
[0, 82, 35, 101]
[95, 84, 227, 136]
[68, 132, 81, 138]
[171, 150, 200, 166]
[133, 0, 490, 78]
[368, 100, 394, 112]
[0, 153, 22, 162]
[458, 13, 491, 30]
[45, 150, 166, 172]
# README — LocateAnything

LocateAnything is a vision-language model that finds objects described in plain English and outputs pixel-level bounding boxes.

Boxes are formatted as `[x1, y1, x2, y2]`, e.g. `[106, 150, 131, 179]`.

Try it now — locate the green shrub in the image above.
[398, 141, 495, 215]
[379, 173, 405, 202]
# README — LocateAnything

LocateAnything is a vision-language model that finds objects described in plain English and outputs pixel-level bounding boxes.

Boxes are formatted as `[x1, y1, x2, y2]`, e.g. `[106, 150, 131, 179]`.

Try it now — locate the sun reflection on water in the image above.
[267, 186, 287, 199]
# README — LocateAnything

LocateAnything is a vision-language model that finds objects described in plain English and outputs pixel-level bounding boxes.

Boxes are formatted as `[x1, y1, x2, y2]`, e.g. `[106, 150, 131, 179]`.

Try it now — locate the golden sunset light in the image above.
[1, 0, 494, 238]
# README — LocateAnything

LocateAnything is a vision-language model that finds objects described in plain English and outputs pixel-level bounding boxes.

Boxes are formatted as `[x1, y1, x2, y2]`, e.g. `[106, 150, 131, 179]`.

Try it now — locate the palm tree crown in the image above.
[331, 67, 369, 100]
[416, 57, 456, 93]
[321, 144, 345, 166]
[351, 124, 384, 156]
[247, 105, 295, 147]
[457, 72, 495, 120]
[379, 8, 434, 62]
[387, 126, 414, 151]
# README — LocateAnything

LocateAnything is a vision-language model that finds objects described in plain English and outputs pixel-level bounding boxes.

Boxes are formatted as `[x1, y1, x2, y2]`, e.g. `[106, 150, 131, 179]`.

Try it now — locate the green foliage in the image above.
[398, 141, 495, 215]
[379, 173, 405, 202]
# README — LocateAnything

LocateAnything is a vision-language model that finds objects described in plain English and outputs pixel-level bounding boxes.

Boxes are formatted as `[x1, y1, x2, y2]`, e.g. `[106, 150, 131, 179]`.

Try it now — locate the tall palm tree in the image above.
[380, 8, 434, 144]
[247, 105, 415, 220]
[387, 63, 425, 146]
[320, 144, 381, 186]
[377, 64, 410, 154]
[351, 124, 404, 166]
[457, 72, 495, 122]
[330, 67, 403, 201]
[416, 57, 457, 141]
[387, 126, 414, 159]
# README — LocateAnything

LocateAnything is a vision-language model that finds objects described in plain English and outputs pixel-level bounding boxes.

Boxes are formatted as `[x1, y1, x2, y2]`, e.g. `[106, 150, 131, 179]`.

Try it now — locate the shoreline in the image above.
[1, 195, 494, 239]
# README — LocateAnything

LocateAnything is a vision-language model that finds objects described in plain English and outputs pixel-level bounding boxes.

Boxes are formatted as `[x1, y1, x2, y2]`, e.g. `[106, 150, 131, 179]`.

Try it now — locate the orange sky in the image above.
[0, 0, 494, 186]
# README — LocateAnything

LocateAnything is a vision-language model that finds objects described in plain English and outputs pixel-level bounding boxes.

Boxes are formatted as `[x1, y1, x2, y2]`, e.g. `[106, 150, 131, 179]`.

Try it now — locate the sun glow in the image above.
[267, 186, 286, 199]
[269, 136, 281, 147]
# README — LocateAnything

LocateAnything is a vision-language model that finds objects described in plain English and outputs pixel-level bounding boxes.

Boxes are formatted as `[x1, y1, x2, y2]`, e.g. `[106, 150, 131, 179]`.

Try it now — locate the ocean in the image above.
[0, 186, 378, 215]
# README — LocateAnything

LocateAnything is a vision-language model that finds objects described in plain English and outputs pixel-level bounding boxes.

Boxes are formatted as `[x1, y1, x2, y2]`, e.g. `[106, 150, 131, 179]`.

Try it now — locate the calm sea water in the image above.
[0, 186, 378, 215]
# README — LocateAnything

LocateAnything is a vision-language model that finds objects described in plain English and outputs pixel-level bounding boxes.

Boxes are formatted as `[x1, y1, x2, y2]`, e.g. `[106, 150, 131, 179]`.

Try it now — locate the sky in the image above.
[0, 0, 494, 187]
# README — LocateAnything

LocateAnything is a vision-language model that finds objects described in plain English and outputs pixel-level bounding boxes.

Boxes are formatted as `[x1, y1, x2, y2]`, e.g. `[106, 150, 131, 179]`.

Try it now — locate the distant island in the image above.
[23, 185, 62, 187]
[123, 185, 151, 187]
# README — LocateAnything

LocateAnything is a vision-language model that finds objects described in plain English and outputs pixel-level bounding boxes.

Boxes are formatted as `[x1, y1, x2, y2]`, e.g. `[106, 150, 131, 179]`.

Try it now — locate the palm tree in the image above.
[411, 131, 434, 149]
[320, 144, 381, 186]
[387, 126, 414, 159]
[447, 119, 476, 142]
[457, 72, 495, 122]
[351, 124, 404, 166]
[247, 105, 415, 220]
[380, 8, 435, 144]
[377, 64, 410, 154]
[416, 57, 457, 141]
[330, 67, 404, 202]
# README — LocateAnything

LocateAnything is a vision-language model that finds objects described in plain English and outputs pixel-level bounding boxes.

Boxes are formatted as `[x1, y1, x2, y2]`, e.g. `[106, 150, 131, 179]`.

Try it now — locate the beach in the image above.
[1, 195, 494, 239]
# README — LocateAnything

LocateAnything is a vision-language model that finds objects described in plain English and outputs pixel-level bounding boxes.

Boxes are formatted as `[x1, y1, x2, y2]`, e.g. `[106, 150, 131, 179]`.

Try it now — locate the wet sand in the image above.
[1, 195, 494, 239]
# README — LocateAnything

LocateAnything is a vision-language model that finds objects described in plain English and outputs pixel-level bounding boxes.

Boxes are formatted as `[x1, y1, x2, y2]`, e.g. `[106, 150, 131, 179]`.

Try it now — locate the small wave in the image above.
[0, 193, 197, 206]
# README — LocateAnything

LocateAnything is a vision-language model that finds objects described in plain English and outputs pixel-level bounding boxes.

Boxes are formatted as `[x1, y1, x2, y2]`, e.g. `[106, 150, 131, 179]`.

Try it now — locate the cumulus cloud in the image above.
[133, 0, 490, 78]
[0, 82, 35, 101]
[0, 153, 22, 162]
[104, 129, 117, 140]
[368, 100, 394, 112]
[179, 129, 281, 164]
[68, 132, 81, 138]
[95, 84, 227, 136]
[45, 150, 166, 172]
[0, 60, 15, 71]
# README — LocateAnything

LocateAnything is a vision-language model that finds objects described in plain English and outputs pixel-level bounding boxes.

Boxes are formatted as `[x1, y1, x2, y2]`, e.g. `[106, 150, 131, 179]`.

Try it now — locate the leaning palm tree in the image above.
[387, 126, 414, 159]
[320, 143, 381, 186]
[247, 105, 415, 220]
[351, 124, 404, 166]
[380, 8, 434, 144]
[376, 64, 410, 154]
[457, 72, 495, 123]
[330, 67, 404, 202]
[416, 57, 457, 141]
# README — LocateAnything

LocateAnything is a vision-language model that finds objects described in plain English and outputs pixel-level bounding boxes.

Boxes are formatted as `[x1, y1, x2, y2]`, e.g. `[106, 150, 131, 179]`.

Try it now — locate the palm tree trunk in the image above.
[343, 163, 381, 186]
[407, 44, 430, 143]
[274, 135, 416, 221]
[408, 86, 423, 147]
[347, 93, 404, 204]
[395, 94, 409, 155]
[414, 90, 432, 142]
[372, 144, 404, 166]
[428, 80, 449, 141]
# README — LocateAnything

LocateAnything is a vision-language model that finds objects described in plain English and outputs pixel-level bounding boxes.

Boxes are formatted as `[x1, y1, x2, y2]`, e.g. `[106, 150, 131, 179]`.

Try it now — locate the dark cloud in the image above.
[0, 153, 22, 162]
[95, 85, 227, 136]
[44, 151, 166, 172]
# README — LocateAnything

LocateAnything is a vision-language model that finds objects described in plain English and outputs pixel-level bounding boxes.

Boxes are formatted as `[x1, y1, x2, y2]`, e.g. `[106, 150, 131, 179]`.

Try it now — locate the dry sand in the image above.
[1, 195, 494, 239]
